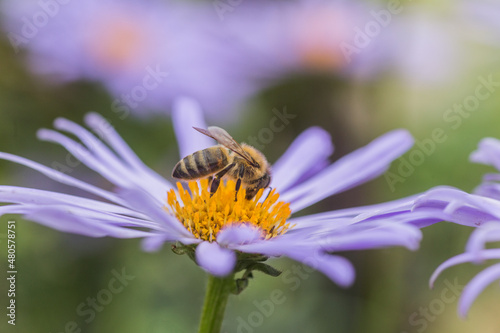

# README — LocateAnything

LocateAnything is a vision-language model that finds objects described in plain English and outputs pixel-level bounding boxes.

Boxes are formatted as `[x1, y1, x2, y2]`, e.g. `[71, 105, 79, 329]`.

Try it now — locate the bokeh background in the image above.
[1, 0, 500, 332]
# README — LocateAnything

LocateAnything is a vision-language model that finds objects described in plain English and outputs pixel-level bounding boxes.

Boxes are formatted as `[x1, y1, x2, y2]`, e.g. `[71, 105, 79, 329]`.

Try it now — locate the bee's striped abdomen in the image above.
[172, 147, 228, 180]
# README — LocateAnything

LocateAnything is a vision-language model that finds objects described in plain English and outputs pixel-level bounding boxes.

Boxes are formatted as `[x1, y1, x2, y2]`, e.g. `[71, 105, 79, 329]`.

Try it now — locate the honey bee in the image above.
[172, 126, 272, 200]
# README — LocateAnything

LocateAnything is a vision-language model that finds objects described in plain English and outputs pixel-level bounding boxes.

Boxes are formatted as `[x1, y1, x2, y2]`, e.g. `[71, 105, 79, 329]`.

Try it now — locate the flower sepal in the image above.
[232, 252, 282, 294]
[172, 242, 281, 292]
[171, 243, 197, 261]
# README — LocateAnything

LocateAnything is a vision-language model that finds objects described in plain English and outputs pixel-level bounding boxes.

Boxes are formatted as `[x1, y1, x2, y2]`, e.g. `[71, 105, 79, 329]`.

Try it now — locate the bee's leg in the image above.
[234, 164, 246, 201]
[210, 164, 234, 196]
[245, 188, 257, 200]
[235, 179, 242, 201]
[210, 177, 221, 196]
[246, 175, 271, 200]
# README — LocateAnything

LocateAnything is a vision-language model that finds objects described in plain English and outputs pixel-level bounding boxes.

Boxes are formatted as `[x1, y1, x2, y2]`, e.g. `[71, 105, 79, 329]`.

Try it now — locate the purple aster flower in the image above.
[0, 97, 440, 288]
[1, 0, 254, 121]
[417, 138, 500, 317]
[469, 138, 500, 200]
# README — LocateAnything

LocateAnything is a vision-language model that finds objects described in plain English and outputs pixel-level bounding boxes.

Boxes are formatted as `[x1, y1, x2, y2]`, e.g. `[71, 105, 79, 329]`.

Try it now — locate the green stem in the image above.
[198, 274, 234, 333]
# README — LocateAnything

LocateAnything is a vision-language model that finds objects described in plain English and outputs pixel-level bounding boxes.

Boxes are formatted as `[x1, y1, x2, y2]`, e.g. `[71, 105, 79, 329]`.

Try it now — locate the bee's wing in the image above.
[193, 126, 255, 164]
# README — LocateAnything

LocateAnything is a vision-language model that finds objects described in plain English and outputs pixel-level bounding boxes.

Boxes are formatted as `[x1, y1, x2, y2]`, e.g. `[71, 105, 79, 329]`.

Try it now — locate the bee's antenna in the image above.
[264, 187, 273, 201]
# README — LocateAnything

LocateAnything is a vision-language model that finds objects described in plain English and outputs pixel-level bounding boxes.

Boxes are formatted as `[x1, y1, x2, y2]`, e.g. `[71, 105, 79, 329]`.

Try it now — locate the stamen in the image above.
[165, 179, 292, 242]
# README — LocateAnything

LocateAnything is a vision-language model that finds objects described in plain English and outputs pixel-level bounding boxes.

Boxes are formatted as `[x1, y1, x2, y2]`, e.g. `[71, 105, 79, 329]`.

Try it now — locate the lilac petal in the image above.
[0, 152, 125, 205]
[232, 208, 430, 284]
[414, 187, 468, 212]
[282, 130, 414, 212]
[288, 216, 355, 232]
[196, 241, 236, 277]
[482, 173, 500, 182]
[0, 186, 146, 218]
[54, 117, 132, 173]
[85, 113, 172, 188]
[429, 249, 500, 288]
[312, 222, 422, 252]
[474, 183, 500, 200]
[357, 207, 445, 225]
[53, 117, 149, 183]
[0, 187, 186, 236]
[38, 128, 132, 188]
[85, 112, 150, 171]
[318, 231, 419, 251]
[415, 187, 500, 227]
[470, 138, 500, 170]
[0, 201, 161, 231]
[368, 209, 445, 229]
[84, 113, 174, 196]
[288, 213, 394, 239]
[119, 188, 193, 238]
[466, 223, 500, 259]
[271, 127, 333, 192]
[141, 234, 201, 252]
[28, 211, 148, 238]
[217, 224, 262, 246]
[290, 194, 418, 230]
[439, 192, 500, 218]
[49, 117, 172, 198]
[232, 234, 305, 256]
[142, 235, 171, 252]
[288, 214, 424, 250]
[285, 249, 355, 287]
[0, 205, 152, 238]
[350, 196, 419, 222]
[313, 255, 355, 287]
[405, 217, 444, 228]
[233, 238, 355, 286]
[172, 97, 212, 159]
[458, 263, 500, 317]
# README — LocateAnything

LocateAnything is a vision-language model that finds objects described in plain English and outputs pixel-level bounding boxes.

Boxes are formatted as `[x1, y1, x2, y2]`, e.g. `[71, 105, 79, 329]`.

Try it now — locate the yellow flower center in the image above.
[165, 179, 292, 242]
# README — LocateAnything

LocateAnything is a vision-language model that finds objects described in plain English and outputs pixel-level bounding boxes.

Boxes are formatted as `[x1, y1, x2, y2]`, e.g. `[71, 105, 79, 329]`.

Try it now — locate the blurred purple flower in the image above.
[418, 138, 500, 316]
[1, 0, 254, 121]
[221, 0, 388, 81]
[2, 0, 400, 121]
[219, 0, 466, 87]
[0, 98, 444, 286]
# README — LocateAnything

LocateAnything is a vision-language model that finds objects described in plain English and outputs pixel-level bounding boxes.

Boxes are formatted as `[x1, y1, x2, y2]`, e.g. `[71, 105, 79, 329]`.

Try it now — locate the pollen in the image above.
[165, 179, 292, 242]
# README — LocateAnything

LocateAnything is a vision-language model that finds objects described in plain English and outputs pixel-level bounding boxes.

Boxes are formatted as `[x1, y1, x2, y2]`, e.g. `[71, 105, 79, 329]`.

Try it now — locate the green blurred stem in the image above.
[198, 274, 234, 333]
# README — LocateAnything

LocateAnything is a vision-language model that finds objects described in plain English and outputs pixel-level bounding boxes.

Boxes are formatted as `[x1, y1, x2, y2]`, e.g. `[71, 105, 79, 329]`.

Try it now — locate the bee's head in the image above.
[241, 144, 270, 172]
[262, 171, 272, 188]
